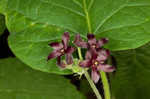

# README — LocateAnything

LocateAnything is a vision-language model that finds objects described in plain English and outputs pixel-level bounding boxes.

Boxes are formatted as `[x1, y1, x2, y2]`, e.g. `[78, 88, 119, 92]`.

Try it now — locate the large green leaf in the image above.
[8, 18, 73, 74]
[110, 43, 150, 99]
[0, 0, 150, 74]
[2, 0, 150, 50]
[0, 14, 5, 36]
[0, 58, 85, 99]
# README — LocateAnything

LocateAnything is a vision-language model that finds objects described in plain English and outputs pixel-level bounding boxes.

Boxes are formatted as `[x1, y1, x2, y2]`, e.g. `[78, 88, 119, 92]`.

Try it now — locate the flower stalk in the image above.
[100, 71, 111, 99]
[82, 0, 113, 98]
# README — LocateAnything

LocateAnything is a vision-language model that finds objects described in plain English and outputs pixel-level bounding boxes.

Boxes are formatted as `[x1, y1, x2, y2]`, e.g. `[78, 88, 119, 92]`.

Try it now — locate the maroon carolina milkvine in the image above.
[47, 32, 115, 83]
[47, 32, 75, 68]
[74, 33, 108, 50]
[79, 49, 114, 83]
[74, 33, 115, 83]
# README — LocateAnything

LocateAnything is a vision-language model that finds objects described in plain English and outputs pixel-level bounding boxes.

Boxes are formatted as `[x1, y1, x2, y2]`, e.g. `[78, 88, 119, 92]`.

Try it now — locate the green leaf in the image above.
[6, 11, 74, 74]
[110, 43, 150, 99]
[0, 58, 85, 99]
[0, 14, 5, 36]
[8, 22, 73, 74]
[2, 0, 150, 50]
[0, 0, 150, 74]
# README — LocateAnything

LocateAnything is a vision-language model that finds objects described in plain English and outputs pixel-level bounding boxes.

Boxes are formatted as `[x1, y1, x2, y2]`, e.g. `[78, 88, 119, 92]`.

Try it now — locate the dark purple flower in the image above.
[47, 32, 75, 67]
[74, 33, 108, 50]
[79, 49, 115, 83]
[74, 34, 88, 48]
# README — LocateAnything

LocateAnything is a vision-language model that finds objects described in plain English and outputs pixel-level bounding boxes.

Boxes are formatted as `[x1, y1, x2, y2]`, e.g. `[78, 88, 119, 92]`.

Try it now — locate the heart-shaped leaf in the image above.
[8, 15, 73, 74]
[0, 58, 85, 99]
[110, 43, 150, 99]
[0, 0, 150, 74]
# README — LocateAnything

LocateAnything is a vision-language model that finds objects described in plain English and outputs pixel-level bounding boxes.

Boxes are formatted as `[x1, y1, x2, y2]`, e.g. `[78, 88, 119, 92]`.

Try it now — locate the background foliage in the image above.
[0, 58, 85, 99]
[111, 43, 150, 99]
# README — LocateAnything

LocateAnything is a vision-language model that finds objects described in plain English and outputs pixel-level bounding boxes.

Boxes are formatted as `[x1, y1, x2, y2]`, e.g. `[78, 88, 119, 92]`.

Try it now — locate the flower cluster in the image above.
[47, 32, 115, 83]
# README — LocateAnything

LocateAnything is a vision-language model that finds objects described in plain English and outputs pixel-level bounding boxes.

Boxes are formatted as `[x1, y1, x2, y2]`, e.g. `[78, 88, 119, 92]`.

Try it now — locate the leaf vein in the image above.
[39, 0, 85, 17]
[98, 20, 150, 34]
[94, 4, 126, 33]
[73, 0, 83, 8]
[88, 0, 94, 11]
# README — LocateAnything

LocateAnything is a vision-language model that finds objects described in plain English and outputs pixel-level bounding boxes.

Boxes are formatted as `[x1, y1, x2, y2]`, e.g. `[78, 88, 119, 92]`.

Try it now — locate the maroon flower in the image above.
[74, 33, 108, 50]
[79, 49, 115, 83]
[47, 32, 75, 67]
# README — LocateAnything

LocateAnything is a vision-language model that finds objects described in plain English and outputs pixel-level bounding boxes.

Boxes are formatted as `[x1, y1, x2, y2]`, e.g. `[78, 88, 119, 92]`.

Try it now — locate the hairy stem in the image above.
[77, 48, 102, 99]
[100, 71, 111, 99]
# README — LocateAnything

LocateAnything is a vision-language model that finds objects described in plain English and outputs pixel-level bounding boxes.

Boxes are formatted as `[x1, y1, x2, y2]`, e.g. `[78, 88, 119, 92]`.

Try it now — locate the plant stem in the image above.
[84, 70, 102, 99]
[77, 47, 83, 60]
[77, 48, 102, 99]
[83, 0, 92, 33]
[82, 0, 111, 99]
[99, 71, 111, 99]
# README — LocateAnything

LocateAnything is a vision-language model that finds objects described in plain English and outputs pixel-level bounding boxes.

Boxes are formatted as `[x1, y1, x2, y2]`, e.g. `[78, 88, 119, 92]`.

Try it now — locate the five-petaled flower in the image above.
[74, 33, 108, 50]
[79, 49, 115, 83]
[47, 32, 75, 68]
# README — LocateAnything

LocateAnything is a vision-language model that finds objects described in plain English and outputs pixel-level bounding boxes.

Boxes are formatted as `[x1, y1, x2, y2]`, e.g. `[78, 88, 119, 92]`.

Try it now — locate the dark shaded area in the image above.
[65, 74, 98, 99]
[0, 29, 14, 58]
[65, 74, 81, 90]
[111, 55, 117, 73]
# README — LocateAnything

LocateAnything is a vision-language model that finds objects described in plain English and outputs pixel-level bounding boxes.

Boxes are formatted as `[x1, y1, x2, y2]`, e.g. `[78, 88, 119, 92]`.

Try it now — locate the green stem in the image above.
[100, 71, 111, 99]
[77, 47, 83, 60]
[83, 0, 92, 33]
[82, 0, 111, 99]
[84, 70, 102, 99]
[77, 48, 102, 99]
